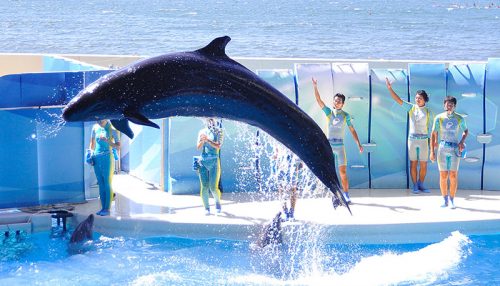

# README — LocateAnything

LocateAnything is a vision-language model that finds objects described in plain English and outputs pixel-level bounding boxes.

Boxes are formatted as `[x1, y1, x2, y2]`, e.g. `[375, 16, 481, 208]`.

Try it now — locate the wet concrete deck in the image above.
[3, 174, 500, 244]
[80, 174, 500, 244]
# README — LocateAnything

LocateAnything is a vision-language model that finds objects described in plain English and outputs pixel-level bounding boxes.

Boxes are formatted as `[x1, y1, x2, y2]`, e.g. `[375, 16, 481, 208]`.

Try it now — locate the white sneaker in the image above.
[205, 209, 211, 216]
[450, 198, 456, 209]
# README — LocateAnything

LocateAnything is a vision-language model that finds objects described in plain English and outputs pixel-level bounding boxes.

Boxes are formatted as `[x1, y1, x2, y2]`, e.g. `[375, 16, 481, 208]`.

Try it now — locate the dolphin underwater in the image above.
[69, 214, 94, 244]
[256, 212, 283, 248]
[62, 36, 349, 211]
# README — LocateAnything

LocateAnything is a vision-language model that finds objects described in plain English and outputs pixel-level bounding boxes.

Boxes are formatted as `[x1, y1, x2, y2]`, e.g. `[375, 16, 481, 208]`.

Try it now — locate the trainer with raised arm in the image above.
[430, 96, 468, 209]
[386, 78, 433, 194]
[312, 77, 363, 204]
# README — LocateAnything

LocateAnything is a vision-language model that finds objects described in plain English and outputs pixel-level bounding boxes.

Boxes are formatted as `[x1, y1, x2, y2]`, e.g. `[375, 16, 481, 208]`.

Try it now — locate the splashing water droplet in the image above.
[30, 109, 68, 140]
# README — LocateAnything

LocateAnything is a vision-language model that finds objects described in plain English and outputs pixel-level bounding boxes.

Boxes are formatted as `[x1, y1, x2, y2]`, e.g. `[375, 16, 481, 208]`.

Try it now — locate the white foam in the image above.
[300, 231, 470, 286]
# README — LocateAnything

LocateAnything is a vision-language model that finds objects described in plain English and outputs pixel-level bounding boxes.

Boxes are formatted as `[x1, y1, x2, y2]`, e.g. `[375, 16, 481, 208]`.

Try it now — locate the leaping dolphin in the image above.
[62, 36, 349, 211]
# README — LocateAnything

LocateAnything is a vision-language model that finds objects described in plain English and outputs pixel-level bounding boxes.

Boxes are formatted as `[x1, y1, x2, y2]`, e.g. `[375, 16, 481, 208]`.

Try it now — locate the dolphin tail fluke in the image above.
[344, 200, 352, 215]
[330, 181, 353, 215]
[111, 119, 135, 139]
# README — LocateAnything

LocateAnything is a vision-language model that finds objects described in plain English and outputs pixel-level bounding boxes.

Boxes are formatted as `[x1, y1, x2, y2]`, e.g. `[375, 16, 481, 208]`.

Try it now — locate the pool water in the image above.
[0, 229, 498, 286]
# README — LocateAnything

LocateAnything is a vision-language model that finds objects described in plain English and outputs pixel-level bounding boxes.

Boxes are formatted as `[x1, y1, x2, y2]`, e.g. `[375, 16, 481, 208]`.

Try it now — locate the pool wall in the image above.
[1, 54, 499, 209]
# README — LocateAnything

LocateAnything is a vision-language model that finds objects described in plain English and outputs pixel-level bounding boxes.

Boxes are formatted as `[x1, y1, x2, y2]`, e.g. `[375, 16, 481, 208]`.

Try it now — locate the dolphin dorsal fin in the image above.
[196, 36, 231, 57]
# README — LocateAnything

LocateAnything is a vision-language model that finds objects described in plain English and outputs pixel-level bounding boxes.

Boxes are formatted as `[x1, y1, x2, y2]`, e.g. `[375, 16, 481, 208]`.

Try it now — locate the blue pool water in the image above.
[0, 0, 499, 60]
[1, 230, 498, 285]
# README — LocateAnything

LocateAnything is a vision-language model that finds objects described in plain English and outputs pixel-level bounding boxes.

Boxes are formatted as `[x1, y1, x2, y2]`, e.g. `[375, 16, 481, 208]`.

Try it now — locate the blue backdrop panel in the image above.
[331, 63, 370, 188]
[370, 69, 408, 188]
[20, 73, 69, 107]
[62, 72, 85, 104]
[84, 70, 113, 88]
[447, 63, 486, 190]
[408, 63, 446, 190]
[128, 120, 163, 187]
[0, 74, 21, 108]
[483, 58, 500, 191]
[0, 110, 39, 208]
[1, 72, 85, 109]
[37, 109, 86, 204]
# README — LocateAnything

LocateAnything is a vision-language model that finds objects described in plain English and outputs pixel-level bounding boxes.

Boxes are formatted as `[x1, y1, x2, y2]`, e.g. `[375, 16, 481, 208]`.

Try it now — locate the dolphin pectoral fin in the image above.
[111, 119, 135, 139]
[125, 111, 160, 129]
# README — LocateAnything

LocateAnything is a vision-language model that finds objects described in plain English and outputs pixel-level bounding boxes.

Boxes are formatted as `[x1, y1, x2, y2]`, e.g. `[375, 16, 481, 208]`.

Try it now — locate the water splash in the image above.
[238, 231, 471, 285]
[315, 231, 470, 286]
[229, 121, 328, 202]
[27, 109, 67, 141]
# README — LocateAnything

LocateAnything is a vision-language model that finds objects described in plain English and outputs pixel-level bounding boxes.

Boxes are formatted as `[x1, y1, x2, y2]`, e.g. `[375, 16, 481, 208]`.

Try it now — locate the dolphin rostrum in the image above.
[62, 36, 349, 211]
[70, 214, 94, 244]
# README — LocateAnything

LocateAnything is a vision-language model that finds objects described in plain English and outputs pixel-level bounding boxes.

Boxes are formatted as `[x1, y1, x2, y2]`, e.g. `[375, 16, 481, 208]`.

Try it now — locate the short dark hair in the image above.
[444, 96, 457, 105]
[334, 93, 345, 103]
[416, 90, 429, 102]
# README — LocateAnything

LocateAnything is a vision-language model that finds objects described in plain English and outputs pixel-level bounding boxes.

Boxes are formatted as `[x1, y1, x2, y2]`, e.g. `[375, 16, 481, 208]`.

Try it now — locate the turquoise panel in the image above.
[43, 56, 98, 72]
[162, 119, 170, 192]
[294, 63, 337, 191]
[83, 122, 97, 199]
[370, 69, 408, 188]
[254, 69, 297, 190]
[169, 117, 241, 195]
[0, 74, 21, 108]
[256, 69, 296, 103]
[408, 63, 446, 190]
[447, 63, 486, 190]
[221, 120, 267, 193]
[294, 63, 333, 135]
[483, 58, 500, 190]
[294, 63, 370, 188]
[128, 119, 163, 186]
[169, 117, 204, 194]
[332, 63, 370, 188]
